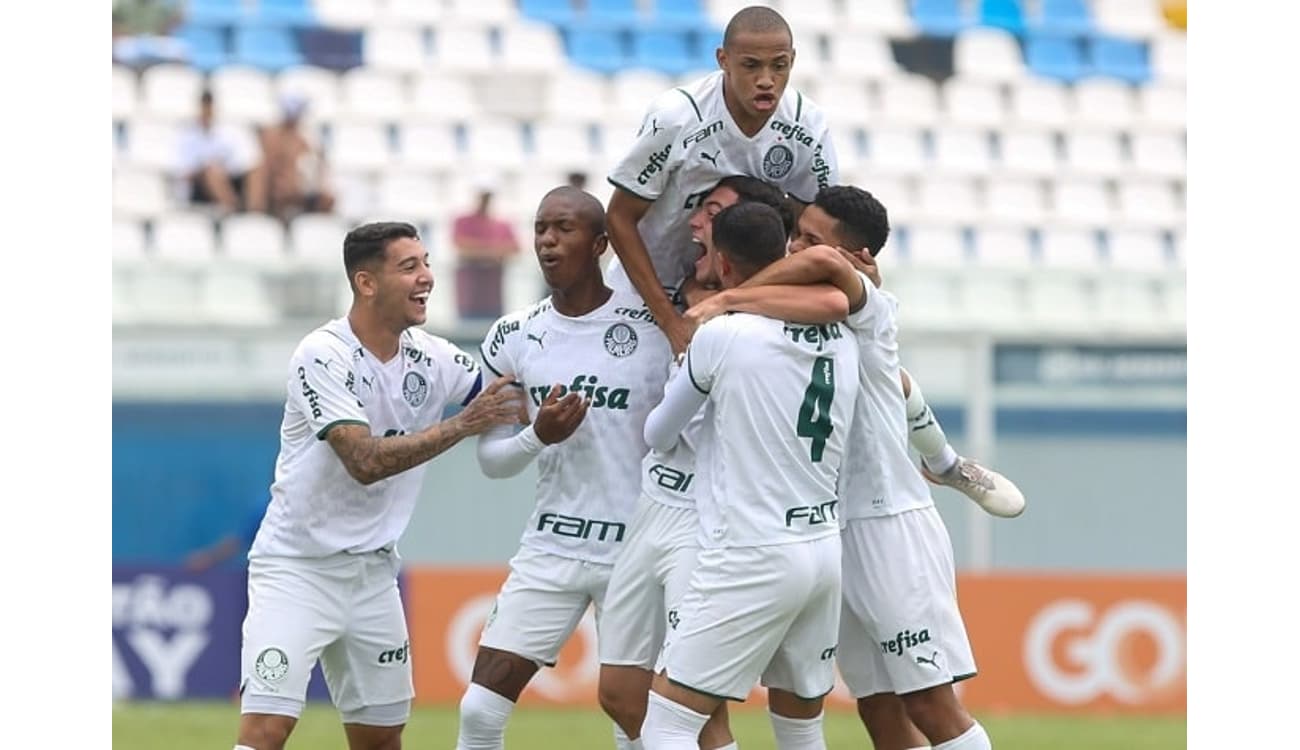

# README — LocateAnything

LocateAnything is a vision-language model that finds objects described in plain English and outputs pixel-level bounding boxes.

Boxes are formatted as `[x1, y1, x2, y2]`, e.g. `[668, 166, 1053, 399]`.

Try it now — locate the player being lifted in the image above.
[454, 187, 671, 750]
[641, 202, 860, 750]
[692, 186, 998, 750]
[606, 5, 836, 356]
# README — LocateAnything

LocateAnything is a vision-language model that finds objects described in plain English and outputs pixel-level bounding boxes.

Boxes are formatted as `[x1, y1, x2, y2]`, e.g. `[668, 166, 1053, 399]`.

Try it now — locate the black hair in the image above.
[711, 202, 788, 277]
[812, 186, 890, 257]
[540, 185, 607, 237]
[723, 6, 793, 49]
[714, 175, 795, 238]
[343, 221, 420, 290]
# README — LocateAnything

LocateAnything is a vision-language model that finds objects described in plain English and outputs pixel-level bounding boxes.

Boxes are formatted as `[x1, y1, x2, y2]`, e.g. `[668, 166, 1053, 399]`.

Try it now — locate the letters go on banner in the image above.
[404, 568, 1185, 715]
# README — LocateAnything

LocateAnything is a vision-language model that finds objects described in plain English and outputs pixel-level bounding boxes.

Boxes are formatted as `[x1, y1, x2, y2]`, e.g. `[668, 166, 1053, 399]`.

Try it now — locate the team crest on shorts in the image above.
[604, 323, 638, 358]
[402, 371, 428, 407]
[255, 647, 290, 683]
[762, 144, 794, 179]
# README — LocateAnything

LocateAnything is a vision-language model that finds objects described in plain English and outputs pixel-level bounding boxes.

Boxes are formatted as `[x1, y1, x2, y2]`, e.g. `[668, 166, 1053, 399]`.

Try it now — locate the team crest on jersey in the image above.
[255, 647, 289, 683]
[402, 371, 428, 407]
[604, 323, 639, 357]
[763, 144, 794, 179]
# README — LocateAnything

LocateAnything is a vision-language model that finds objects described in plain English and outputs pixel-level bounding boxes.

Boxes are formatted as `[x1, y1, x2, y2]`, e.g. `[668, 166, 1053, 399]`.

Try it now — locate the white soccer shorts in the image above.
[837, 507, 978, 697]
[478, 546, 614, 666]
[599, 498, 699, 669]
[240, 551, 413, 719]
[661, 535, 842, 701]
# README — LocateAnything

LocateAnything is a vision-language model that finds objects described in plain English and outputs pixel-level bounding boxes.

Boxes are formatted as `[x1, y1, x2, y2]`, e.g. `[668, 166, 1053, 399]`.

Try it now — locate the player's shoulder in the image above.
[294, 318, 359, 362]
[643, 71, 724, 128]
[403, 328, 476, 371]
[483, 298, 551, 355]
[606, 289, 662, 329]
[776, 84, 830, 131]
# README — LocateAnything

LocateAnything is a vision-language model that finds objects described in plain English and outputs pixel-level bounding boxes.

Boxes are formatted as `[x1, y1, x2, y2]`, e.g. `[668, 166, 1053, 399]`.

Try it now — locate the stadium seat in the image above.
[951, 27, 1026, 83]
[1039, 227, 1103, 269]
[313, 0, 377, 27]
[1025, 34, 1086, 83]
[289, 213, 351, 269]
[210, 66, 278, 125]
[901, 223, 968, 268]
[185, 0, 248, 26]
[431, 23, 496, 74]
[940, 79, 1006, 127]
[1094, 274, 1163, 331]
[340, 68, 407, 122]
[1049, 179, 1114, 227]
[377, 0, 446, 26]
[408, 74, 480, 123]
[444, 0, 517, 25]
[329, 122, 393, 171]
[396, 123, 459, 170]
[784, 0, 839, 37]
[876, 74, 941, 126]
[654, 0, 707, 28]
[916, 178, 980, 224]
[842, 0, 916, 35]
[1137, 83, 1186, 133]
[1130, 132, 1185, 179]
[1150, 30, 1186, 83]
[126, 268, 203, 323]
[1030, 0, 1093, 36]
[1106, 228, 1170, 272]
[220, 213, 289, 269]
[1092, 0, 1165, 39]
[984, 179, 1049, 226]
[519, 0, 579, 26]
[864, 127, 927, 176]
[995, 128, 1061, 178]
[297, 25, 364, 70]
[885, 272, 961, 329]
[930, 128, 995, 177]
[596, 116, 644, 169]
[174, 24, 228, 72]
[530, 122, 597, 170]
[911, 0, 970, 37]
[201, 267, 279, 326]
[978, 0, 1026, 34]
[1117, 180, 1183, 229]
[152, 212, 219, 266]
[612, 69, 675, 120]
[542, 69, 612, 122]
[1062, 131, 1126, 179]
[113, 169, 172, 219]
[1024, 275, 1095, 332]
[828, 123, 865, 173]
[826, 31, 903, 82]
[125, 118, 184, 173]
[113, 218, 149, 265]
[814, 80, 873, 129]
[1088, 36, 1151, 85]
[587, 0, 642, 25]
[363, 25, 430, 73]
[567, 26, 630, 75]
[233, 25, 303, 71]
[113, 65, 139, 121]
[463, 120, 528, 169]
[276, 65, 342, 124]
[255, 0, 315, 26]
[632, 29, 696, 76]
[857, 177, 915, 225]
[141, 63, 205, 122]
[1070, 78, 1137, 130]
[1008, 77, 1071, 129]
[500, 21, 568, 74]
[376, 172, 442, 225]
[1169, 228, 1186, 269]
[971, 225, 1035, 269]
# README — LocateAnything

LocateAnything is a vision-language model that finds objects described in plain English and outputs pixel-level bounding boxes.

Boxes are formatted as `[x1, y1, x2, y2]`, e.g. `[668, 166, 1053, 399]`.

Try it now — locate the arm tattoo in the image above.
[326, 420, 468, 485]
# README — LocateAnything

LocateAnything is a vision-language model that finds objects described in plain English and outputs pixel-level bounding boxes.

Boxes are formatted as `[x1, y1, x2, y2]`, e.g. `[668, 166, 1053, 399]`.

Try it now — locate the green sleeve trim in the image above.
[478, 346, 505, 377]
[316, 419, 368, 440]
[607, 177, 656, 202]
[795, 90, 803, 122]
[687, 354, 709, 395]
[675, 88, 703, 122]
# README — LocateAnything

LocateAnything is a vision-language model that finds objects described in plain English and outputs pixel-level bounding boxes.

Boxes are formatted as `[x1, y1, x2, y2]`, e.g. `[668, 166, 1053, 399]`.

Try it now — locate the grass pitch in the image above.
[112, 700, 1185, 749]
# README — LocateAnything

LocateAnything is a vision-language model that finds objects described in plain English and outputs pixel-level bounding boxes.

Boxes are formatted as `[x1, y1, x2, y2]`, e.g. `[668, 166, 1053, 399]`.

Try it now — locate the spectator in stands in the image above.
[254, 93, 336, 223]
[566, 171, 589, 190]
[451, 178, 521, 320]
[177, 89, 262, 215]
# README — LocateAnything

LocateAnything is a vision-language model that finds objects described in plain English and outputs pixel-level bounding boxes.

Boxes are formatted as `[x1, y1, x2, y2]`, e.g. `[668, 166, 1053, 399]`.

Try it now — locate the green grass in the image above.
[112, 701, 1186, 749]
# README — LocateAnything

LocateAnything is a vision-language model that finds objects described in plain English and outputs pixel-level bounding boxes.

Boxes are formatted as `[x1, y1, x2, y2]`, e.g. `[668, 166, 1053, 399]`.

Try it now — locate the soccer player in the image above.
[598, 175, 845, 750]
[454, 187, 672, 750]
[695, 187, 997, 750]
[233, 222, 524, 750]
[606, 5, 837, 355]
[640, 202, 859, 750]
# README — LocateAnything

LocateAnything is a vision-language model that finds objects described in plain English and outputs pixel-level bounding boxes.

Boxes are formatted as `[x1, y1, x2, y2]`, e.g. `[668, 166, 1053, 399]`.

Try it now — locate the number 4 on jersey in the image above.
[797, 356, 835, 462]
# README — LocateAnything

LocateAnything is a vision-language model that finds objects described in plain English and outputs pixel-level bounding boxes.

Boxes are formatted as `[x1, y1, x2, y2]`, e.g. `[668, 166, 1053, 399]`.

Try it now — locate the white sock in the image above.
[711, 744, 739, 750]
[934, 721, 992, 749]
[456, 682, 515, 750]
[234, 746, 256, 750]
[641, 691, 709, 750]
[905, 377, 958, 473]
[768, 711, 826, 750]
[614, 723, 644, 750]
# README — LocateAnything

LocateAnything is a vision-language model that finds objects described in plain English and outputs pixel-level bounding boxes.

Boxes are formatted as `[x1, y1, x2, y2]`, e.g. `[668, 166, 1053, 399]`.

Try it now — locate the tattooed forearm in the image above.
[326, 419, 469, 485]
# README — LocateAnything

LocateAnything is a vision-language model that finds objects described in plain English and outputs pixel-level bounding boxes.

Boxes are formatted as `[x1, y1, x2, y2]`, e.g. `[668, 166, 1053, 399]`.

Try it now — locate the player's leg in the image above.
[856, 693, 930, 750]
[235, 557, 347, 750]
[901, 368, 1025, 518]
[643, 671, 724, 750]
[323, 551, 413, 750]
[457, 548, 593, 750]
[838, 582, 929, 750]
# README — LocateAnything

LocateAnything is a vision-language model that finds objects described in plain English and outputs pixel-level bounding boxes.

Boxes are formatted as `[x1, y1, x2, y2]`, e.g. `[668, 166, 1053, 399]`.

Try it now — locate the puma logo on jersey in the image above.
[314, 357, 333, 370]
[527, 331, 547, 349]
[528, 375, 631, 410]
[700, 149, 719, 166]
[916, 651, 941, 669]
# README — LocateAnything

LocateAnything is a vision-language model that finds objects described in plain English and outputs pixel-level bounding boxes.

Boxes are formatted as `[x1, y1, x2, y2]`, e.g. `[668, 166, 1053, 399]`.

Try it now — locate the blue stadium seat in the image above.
[911, 0, 970, 37]
[567, 27, 629, 74]
[691, 29, 723, 71]
[175, 24, 228, 72]
[1032, 0, 1092, 36]
[234, 26, 303, 71]
[978, 0, 1026, 35]
[1089, 36, 1151, 85]
[1025, 34, 1085, 82]
[298, 26, 364, 70]
[587, 0, 642, 26]
[254, 0, 315, 26]
[185, 0, 248, 26]
[519, 0, 578, 26]
[633, 29, 694, 76]
[654, 0, 706, 29]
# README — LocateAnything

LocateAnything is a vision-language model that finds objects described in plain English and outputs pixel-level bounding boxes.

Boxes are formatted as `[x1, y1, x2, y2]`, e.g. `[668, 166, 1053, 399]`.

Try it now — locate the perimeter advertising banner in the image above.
[403, 568, 1186, 715]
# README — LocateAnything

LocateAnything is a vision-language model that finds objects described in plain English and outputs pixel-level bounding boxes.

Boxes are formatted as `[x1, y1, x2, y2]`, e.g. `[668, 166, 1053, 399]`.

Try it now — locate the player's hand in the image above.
[533, 384, 589, 444]
[459, 375, 527, 434]
[837, 246, 882, 288]
[661, 311, 693, 358]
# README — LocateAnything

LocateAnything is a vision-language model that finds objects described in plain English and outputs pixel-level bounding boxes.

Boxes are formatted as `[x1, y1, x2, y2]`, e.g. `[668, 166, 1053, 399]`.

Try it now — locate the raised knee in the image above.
[597, 683, 644, 731]
[237, 717, 293, 750]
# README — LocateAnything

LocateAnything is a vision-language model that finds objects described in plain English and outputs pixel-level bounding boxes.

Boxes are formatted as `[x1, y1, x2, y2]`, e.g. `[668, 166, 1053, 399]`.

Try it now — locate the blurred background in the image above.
[111, 0, 1186, 745]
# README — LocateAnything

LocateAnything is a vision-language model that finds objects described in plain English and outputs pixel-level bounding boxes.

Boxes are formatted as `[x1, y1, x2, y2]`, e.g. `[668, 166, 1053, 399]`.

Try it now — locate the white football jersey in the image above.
[480, 291, 672, 565]
[251, 318, 482, 559]
[687, 313, 859, 548]
[607, 70, 838, 291]
[840, 280, 935, 519]
[639, 361, 708, 510]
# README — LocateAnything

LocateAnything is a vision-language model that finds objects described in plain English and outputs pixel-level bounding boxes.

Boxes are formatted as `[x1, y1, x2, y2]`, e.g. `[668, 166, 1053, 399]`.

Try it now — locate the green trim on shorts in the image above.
[952, 671, 978, 683]
[667, 676, 746, 702]
[316, 419, 368, 440]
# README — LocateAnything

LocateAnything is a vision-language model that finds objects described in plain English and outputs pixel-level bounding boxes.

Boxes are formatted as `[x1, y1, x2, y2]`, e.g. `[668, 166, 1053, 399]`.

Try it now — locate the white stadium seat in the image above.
[431, 23, 496, 74]
[290, 213, 351, 269]
[341, 68, 408, 122]
[1049, 179, 1115, 228]
[1117, 180, 1184, 229]
[996, 129, 1061, 178]
[1092, 0, 1165, 39]
[113, 65, 138, 120]
[953, 28, 1026, 83]
[220, 213, 289, 268]
[363, 25, 431, 73]
[916, 178, 980, 224]
[1151, 31, 1187, 84]
[902, 223, 967, 269]
[464, 119, 527, 169]
[329, 122, 393, 172]
[826, 31, 902, 82]
[972, 226, 1035, 269]
[984, 179, 1048, 227]
[444, 0, 516, 25]
[377, 0, 446, 26]
[313, 0, 378, 27]
[113, 168, 172, 219]
[152, 212, 218, 266]
[877, 74, 940, 126]
[1071, 79, 1138, 131]
[613, 70, 676, 121]
[941, 79, 1006, 128]
[125, 117, 183, 172]
[1040, 227, 1103, 270]
[530, 122, 596, 170]
[1062, 130, 1127, 179]
[930, 128, 994, 177]
[863, 127, 927, 177]
[211, 66, 278, 126]
[396, 123, 459, 171]
[814, 80, 873, 128]
[1137, 84, 1186, 133]
[113, 218, 148, 264]
[500, 21, 567, 74]
[201, 267, 279, 326]
[141, 63, 203, 122]
[1107, 228, 1170, 272]
[1131, 132, 1186, 179]
[543, 69, 612, 123]
[376, 171, 442, 225]
[1009, 78, 1071, 130]
[409, 74, 481, 123]
[127, 267, 203, 323]
[841, 0, 916, 35]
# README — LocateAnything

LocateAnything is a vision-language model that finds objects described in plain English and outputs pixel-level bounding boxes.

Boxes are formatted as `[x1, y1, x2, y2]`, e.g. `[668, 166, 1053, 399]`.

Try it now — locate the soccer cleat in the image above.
[921, 457, 1026, 518]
